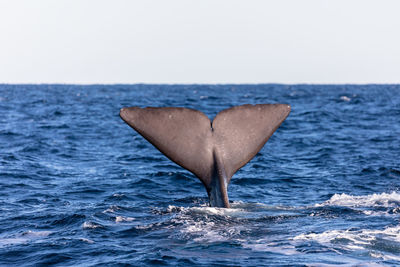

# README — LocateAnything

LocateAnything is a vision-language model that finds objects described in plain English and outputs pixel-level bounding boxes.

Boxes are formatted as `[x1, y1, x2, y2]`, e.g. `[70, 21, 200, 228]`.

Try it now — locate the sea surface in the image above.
[0, 84, 400, 266]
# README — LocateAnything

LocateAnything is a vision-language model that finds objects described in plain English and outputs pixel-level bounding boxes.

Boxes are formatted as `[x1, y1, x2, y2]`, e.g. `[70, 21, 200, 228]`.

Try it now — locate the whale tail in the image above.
[120, 104, 291, 208]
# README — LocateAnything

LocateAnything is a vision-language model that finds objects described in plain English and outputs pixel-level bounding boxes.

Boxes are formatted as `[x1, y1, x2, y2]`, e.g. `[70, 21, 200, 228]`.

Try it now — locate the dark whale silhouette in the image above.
[120, 104, 291, 208]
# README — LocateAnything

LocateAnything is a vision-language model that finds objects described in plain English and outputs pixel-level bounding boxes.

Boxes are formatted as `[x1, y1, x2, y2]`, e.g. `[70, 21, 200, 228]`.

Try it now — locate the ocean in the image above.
[0, 84, 399, 266]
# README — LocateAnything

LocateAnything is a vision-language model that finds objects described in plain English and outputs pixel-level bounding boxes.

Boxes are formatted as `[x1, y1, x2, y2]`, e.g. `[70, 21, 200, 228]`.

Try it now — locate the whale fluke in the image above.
[120, 104, 291, 208]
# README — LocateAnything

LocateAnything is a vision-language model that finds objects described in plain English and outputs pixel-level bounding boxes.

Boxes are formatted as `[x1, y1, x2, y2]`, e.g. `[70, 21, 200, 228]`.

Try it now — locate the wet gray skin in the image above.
[120, 104, 291, 208]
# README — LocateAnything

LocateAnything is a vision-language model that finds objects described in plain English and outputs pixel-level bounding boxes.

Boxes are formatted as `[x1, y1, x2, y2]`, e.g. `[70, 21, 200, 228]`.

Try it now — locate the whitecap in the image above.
[115, 216, 135, 223]
[315, 192, 400, 209]
[340, 96, 351, 101]
[294, 224, 400, 259]
[79, 238, 95, 244]
[103, 205, 121, 213]
[82, 221, 103, 229]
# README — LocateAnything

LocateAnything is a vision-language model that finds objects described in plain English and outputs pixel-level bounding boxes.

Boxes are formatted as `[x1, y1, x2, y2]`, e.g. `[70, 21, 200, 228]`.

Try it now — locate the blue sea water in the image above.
[0, 84, 400, 266]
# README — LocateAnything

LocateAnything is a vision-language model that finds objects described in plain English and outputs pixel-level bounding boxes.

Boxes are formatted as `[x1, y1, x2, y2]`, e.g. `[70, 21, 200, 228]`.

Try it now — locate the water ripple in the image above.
[0, 84, 399, 266]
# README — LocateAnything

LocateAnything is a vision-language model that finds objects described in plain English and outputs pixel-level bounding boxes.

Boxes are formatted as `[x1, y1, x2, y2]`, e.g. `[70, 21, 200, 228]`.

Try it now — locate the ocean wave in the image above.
[242, 241, 298, 255]
[294, 225, 400, 261]
[177, 218, 245, 243]
[115, 216, 135, 223]
[161, 203, 300, 244]
[150, 204, 248, 243]
[315, 192, 400, 214]
[82, 221, 104, 229]
[102, 205, 121, 213]
[2, 84, 400, 265]
[187, 206, 246, 217]
[79, 238, 95, 244]
[0, 231, 52, 248]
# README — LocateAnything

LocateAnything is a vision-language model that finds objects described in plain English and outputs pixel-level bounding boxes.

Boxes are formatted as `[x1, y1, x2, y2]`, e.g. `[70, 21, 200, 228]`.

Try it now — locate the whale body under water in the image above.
[120, 104, 291, 208]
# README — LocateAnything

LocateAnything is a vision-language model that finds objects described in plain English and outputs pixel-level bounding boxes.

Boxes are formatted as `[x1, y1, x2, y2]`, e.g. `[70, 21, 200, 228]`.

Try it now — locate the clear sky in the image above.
[1, 0, 399, 84]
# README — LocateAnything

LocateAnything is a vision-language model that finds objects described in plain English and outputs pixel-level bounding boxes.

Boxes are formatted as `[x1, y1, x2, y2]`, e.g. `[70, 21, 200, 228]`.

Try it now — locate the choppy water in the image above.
[1, 84, 400, 266]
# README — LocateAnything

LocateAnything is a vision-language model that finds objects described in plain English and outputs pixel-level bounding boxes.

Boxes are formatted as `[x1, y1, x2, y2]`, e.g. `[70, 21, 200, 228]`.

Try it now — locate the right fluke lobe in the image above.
[120, 104, 291, 208]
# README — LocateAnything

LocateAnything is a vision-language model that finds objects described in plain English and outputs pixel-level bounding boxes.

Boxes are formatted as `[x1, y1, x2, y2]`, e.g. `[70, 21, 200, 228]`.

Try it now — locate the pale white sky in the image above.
[0, 0, 399, 84]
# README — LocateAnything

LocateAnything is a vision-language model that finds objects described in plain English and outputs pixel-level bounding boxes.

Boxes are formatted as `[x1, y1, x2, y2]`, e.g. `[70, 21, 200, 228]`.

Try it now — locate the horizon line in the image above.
[1, 82, 400, 86]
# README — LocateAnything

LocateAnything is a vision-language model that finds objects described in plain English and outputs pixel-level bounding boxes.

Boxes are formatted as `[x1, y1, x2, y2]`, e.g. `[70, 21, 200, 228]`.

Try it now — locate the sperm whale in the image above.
[120, 104, 291, 208]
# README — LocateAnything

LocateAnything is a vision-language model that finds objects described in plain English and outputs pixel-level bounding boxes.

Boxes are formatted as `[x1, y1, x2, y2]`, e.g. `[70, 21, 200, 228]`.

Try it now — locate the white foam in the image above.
[164, 202, 299, 245]
[115, 216, 135, 223]
[163, 204, 247, 243]
[103, 205, 120, 213]
[242, 240, 298, 255]
[178, 219, 244, 243]
[370, 251, 400, 262]
[316, 192, 400, 209]
[165, 204, 247, 217]
[189, 206, 245, 217]
[0, 237, 28, 247]
[306, 261, 385, 267]
[0, 231, 52, 247]
[175, 206, 298, 253]
[166, 205, 185, 213]
[82, 221, 103, 229]
[340, 96, 351, 102]
[294, 224, 400, 259]
[230, 201, 296, 212]
[135, 223, 156, 230]
[22, 230, 52, 237]
[79, 238, 95, 244]
[294, 229, 370, 245]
